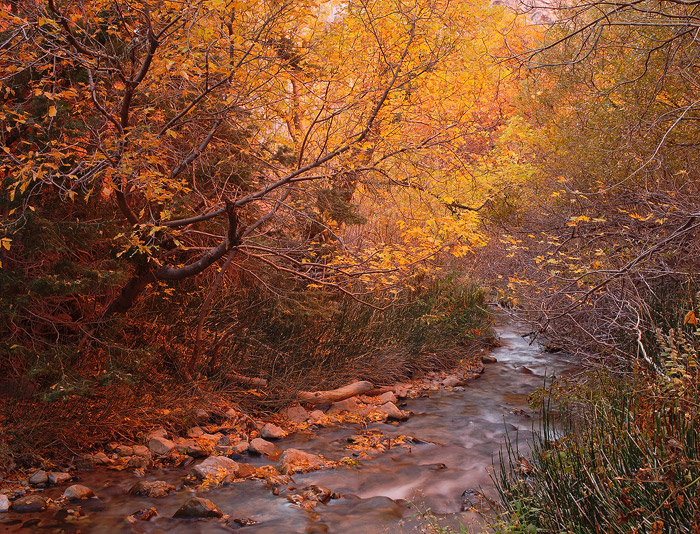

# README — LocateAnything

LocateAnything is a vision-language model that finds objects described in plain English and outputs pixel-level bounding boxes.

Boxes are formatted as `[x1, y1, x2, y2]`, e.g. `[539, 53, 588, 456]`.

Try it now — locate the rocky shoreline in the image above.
[0, 355, 489, 526]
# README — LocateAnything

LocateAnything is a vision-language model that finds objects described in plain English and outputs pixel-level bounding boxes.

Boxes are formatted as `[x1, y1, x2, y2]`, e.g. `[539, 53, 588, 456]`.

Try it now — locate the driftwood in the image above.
[231, 372, 268, 388]
[364, 385, 395, 396]
[298, 381, 373, 405]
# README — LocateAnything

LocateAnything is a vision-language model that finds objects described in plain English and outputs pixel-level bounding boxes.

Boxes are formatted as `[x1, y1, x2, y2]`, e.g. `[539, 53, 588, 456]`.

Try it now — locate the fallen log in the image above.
[298, 381, 373, 405]
[230, 372, 267, 388]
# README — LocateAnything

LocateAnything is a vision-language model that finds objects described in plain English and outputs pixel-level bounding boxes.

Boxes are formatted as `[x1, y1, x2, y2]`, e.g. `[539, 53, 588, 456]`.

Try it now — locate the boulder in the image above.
[148, 436, 175, 456]
[284, 405, 309, 424]
[11, 495, 47, 513]
[48, 472, 72, 485]
[173, 497, 222, 518]
[277, 448, 325, 475]
[64, 484, 95, 501]
[248, 438, 280, 458]
[378, 391, 398, 405]
[0, 495, 9, 513]
[129, 480, 175, 498]
[377, 402, 409, 421]
[29, 470, 48, 486]
[191, 456, 239, 479]
[260, 423, 287, 440]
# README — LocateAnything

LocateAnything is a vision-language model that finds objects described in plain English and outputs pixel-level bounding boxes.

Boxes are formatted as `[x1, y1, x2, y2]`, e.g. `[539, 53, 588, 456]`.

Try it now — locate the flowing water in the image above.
[2, 321, 574, 533]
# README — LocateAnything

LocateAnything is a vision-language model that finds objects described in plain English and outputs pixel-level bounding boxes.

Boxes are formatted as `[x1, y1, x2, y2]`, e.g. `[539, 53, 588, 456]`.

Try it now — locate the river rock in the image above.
[29, 470, 48, 486]
[93, 452, 110, 465]
[328, 397, 359, 414]
[377, 402, 409, 421]
[11, 495, 47, 513]
[147, 428, 168, 439]
[187, 426, 204, 438]
[173, 497, 222, 518]
[48, 472, 71, 485]
[378, 391, 397, 405]
[260, 423, 287, 440]
[233, 440, 249, 454]
[248, 438, 280, 458]
[194, 409, 210, 423]
[128, 507, 158, 522]
[176, 440, 207, 458]
[308, 410, 325, 422]
[116, 445, 134, 457]
[482, 354, 497, 363]
[148, 436, 175, 456]
[191, 456, 239, 479]
[394, 384, 410, 398]
[129, 480, 175, 498]
[132, 445, 150, 457]
[442, 376, 464, 388]
[128, 455, 150, 468]
[284, 405, 309, 423]
[0, 495, 9, 513]
[64, 484, 95, 501]
[224, 408, 239, 420]
[278, 448, 325, 475]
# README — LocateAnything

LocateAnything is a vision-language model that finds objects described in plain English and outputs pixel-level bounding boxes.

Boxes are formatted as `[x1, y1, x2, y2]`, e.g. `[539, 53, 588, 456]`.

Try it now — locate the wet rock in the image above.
[453, 386, 465, 392]
[284, 405, 309, 423]
[308, 410, 325, 422]
[278, 448, 325, 475]
[232, 440, 249, 454]
[482, 354, 498, 363]
[442, 376, 464, 388]
[328, 397, 359, 414]
[232, 517, 258, 526]
[173, 497, 222, 518]
[217, 435, 231, 447]
[191, 456, 239, 479]
[176, 440, 207, 458]
[132, 445, 150, 457]
[29, 470, 48, 486]
[129, 480, 175, 498]
[377, 401, 409, 421]
[64, 484, 95, 501]
[248, 438, 280, 458]
[148, 436, 175, 456]
[221, 462, 257, 483]
[187, 426, 204, 438]
[301, 485, 337, 504]
[48, 472, 71, 485]
[93, 452, 110, 465]
[378, 391, 397, 405]
[116, 445, 134, 457]
[75, 455, 95, 470]
[0, 495, 9, 513]
[127, 507, 158, 522]
[260, 423, 287, 440]
[11, 495, 47, 513]
[127, 455, 150, 468]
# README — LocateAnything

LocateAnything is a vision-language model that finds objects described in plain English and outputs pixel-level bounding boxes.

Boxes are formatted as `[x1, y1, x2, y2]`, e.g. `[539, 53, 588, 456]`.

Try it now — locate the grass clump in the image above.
[493, 326, 700, 534]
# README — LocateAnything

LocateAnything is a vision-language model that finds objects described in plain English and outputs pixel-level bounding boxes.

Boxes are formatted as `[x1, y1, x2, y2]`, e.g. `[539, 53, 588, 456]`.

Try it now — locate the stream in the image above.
[2, 321, 574, 533]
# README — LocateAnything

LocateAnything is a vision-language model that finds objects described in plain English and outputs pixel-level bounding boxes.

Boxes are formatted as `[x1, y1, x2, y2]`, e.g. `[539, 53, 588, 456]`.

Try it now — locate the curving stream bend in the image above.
[3, 321, 574, 533]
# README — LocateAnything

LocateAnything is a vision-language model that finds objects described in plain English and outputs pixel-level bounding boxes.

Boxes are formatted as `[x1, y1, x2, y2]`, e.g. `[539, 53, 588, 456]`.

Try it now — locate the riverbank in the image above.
[0, 322, 572, 533]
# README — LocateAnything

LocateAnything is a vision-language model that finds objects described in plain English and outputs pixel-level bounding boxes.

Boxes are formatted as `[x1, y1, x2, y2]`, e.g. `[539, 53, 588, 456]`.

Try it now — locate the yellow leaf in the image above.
[48, 106, 57, 117]
[684, 310, 698, 326]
